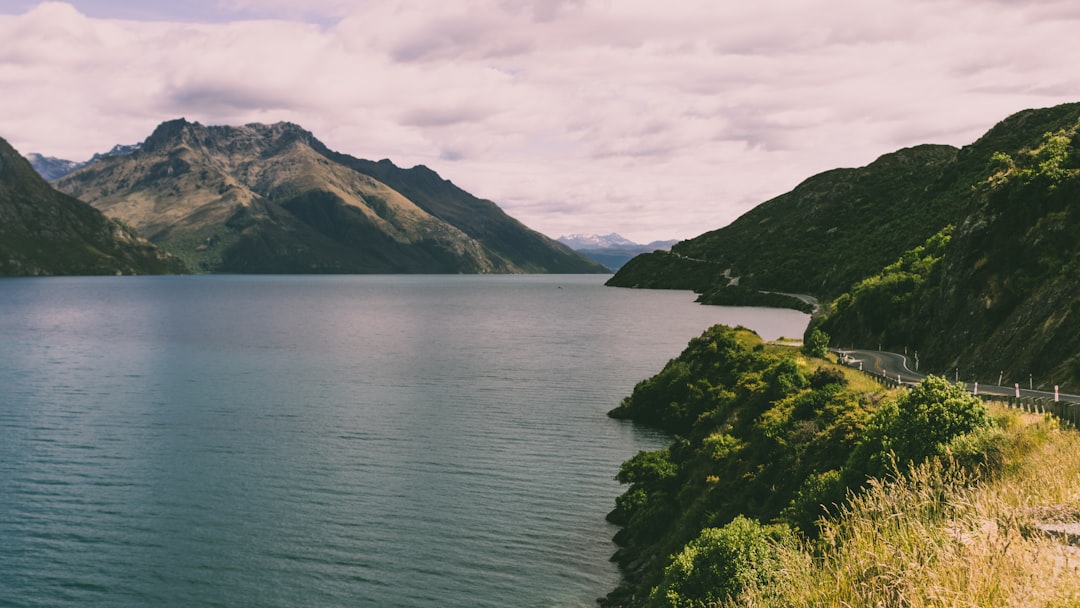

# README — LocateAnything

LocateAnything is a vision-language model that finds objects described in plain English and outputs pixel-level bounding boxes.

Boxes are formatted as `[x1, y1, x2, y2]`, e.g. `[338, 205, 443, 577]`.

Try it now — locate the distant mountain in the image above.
[559, 233, 635, 249]
[557, 233, 677, 271]
[27, 143, 140, 181]
[0, 136, 186, 276]
[53, 119, 606, 274]
[25, 153, 82, 181]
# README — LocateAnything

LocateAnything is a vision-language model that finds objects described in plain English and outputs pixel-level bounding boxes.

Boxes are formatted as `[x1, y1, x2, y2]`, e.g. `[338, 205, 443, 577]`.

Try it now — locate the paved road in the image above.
[837, 348, 1079, 404]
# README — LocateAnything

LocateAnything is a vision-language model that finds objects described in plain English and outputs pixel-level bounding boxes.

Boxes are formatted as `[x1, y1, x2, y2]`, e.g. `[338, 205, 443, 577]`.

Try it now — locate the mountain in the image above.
[817, 103, 1080, 390]
[607, 101, 1080, 389]
[27, 144, 140, 182]
[53, 119, 606, 274]
[558, 233, 639, 249]
[607, 143, 963, 299]
[25, 153, 82, 181]
[0, 136, 186, 276]
[557, 233, 677, 271]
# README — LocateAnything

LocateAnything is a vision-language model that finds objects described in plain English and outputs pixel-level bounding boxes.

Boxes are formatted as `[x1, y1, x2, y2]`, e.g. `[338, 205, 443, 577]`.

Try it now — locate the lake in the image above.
[0, 275, 809, 607]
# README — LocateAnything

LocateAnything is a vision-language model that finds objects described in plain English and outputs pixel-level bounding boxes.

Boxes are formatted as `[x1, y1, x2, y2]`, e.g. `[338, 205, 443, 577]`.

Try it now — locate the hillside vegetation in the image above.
[610, 101, 1080, 393]
[0, 136, 185, 276]
[818, 106, 1080, 391]
[603, 324, 1080, 607]
[608, 143, 961, 299]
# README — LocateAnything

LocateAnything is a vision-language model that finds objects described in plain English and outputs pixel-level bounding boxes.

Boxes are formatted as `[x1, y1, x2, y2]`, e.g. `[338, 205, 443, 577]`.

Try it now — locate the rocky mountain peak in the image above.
[141, 118, 209, 153]
[139, 118, 321, 160]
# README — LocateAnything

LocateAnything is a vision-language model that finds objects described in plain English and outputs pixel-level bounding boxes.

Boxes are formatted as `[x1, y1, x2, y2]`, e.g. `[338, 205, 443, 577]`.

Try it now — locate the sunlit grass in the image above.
[734, 407, 1080, 607]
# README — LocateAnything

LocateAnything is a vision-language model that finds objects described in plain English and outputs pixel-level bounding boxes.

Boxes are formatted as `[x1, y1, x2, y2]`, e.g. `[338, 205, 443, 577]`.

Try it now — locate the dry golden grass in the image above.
[733, 407, 1080, 608]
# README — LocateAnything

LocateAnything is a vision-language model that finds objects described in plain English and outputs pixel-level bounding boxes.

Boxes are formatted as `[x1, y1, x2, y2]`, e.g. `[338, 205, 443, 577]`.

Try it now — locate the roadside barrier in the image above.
[845, 360, 1079, 427]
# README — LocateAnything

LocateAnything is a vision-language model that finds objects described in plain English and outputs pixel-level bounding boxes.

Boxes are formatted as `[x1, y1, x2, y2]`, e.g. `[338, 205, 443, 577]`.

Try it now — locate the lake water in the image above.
[0, 275, 809, 608]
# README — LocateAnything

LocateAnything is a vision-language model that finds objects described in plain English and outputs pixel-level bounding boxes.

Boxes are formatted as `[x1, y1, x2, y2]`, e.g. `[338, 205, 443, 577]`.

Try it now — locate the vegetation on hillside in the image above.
[816, 110, 1080, 390]
[817, 226, 952, 347]
[607, 144, 962, 299]
[610, 102, 1080, 390]
[603, 324, 1079, 607]
[0, 136, 186, 276]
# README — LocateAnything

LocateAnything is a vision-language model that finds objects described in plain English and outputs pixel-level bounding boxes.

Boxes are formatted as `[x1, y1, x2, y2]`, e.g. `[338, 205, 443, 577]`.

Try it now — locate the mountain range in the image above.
[37, 119, 604, 275]
[557, 233, 677, 271]
[0, 136, 184, 275]
[609, 102, 1080, 390]
[27, 144, 141, 182]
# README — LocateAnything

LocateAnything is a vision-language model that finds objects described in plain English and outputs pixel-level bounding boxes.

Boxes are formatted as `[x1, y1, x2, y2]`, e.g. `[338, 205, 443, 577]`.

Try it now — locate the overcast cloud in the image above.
[1, 0, 1078, 242]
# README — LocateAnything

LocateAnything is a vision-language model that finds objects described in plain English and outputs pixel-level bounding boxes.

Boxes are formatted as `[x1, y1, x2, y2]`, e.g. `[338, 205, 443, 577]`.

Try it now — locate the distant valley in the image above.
[556, 233, 677, 271]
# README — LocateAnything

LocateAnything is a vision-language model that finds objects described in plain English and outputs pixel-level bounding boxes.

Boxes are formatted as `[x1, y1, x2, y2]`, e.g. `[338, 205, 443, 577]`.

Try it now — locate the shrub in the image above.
[846, 375, 994, 481]
[649, 516, 794, 608]
[802, 327, 830, 358]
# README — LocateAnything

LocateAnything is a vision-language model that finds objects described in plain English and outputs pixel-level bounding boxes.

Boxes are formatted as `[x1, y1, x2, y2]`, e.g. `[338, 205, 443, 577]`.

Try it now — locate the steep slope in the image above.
[608, 143, 962, 299]
[0, 136, 185, 276]
[819, 103, 1080, 389]
[55, 119, 605, 274]
[318, 151, 602, 273]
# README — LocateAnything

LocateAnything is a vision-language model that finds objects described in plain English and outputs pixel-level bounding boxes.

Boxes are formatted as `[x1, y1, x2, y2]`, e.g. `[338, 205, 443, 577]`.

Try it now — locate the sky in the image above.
[1, 1, 1079, 243]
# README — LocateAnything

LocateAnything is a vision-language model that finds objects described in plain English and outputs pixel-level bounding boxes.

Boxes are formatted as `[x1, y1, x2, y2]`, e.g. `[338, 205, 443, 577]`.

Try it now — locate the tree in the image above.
[803, 327, 830, 358]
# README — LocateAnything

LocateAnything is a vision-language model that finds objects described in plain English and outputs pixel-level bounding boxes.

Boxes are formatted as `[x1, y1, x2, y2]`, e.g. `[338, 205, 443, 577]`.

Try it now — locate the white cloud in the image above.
[2, 0, 1079, 243]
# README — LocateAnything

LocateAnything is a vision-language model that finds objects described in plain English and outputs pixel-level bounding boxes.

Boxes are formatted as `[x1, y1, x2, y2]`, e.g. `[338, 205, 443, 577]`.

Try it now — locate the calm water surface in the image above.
[0, 275, 809, 607]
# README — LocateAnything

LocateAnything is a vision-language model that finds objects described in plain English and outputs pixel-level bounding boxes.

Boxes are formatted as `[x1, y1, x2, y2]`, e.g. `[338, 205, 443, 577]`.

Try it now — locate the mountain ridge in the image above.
[53, 118, 605, 274]
[558, 233, 677, 271]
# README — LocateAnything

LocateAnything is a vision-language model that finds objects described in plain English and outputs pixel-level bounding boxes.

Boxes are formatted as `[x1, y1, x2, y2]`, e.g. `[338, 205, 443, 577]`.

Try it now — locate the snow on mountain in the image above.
[557, 233, 640, 249]
[26, 143, 141, 182]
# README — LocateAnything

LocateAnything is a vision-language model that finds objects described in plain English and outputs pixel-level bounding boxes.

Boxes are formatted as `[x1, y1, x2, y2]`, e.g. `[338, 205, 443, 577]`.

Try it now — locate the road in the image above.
[837, 348, 1079, 404]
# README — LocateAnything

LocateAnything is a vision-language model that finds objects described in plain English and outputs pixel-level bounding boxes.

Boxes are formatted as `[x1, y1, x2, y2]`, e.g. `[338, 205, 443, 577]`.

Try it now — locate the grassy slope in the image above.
[0, 136, 186, 276]
[740, 415, 1080, 607]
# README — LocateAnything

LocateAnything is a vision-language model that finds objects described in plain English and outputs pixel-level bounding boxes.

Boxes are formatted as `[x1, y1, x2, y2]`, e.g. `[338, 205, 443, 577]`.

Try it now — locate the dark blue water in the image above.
[0, 275, 809, 607]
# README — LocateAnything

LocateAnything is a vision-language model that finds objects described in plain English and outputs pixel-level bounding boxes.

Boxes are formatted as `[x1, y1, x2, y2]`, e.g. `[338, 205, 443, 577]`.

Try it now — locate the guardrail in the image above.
[973, 392, 1080, 427]
[849, 363, 1079, 427]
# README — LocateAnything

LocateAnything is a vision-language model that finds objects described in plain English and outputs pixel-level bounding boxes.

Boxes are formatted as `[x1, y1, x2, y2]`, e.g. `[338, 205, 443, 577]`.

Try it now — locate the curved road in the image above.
[837, 348, 1079, 404]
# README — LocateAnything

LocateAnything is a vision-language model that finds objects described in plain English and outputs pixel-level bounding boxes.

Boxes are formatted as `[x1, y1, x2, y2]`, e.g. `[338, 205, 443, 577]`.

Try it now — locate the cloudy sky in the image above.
[1, 1, 1078, 242]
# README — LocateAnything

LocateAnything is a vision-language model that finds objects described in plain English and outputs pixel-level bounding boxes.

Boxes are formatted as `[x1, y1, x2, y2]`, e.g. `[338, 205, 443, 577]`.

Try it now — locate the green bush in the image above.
[648, 516, 794, 608]
[802, 327, 830, 358]
[846, 375, 993, 481]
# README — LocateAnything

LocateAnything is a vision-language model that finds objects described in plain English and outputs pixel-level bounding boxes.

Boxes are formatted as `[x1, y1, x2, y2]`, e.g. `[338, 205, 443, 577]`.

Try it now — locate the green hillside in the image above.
[818, 105, 1080, 391]
[0, 136, 186, 276]
[610, 103, 1080, 305]
[602, 325, 1080, 607]
[608, 143, 961, 299]
[610, 102, 1080, 391]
